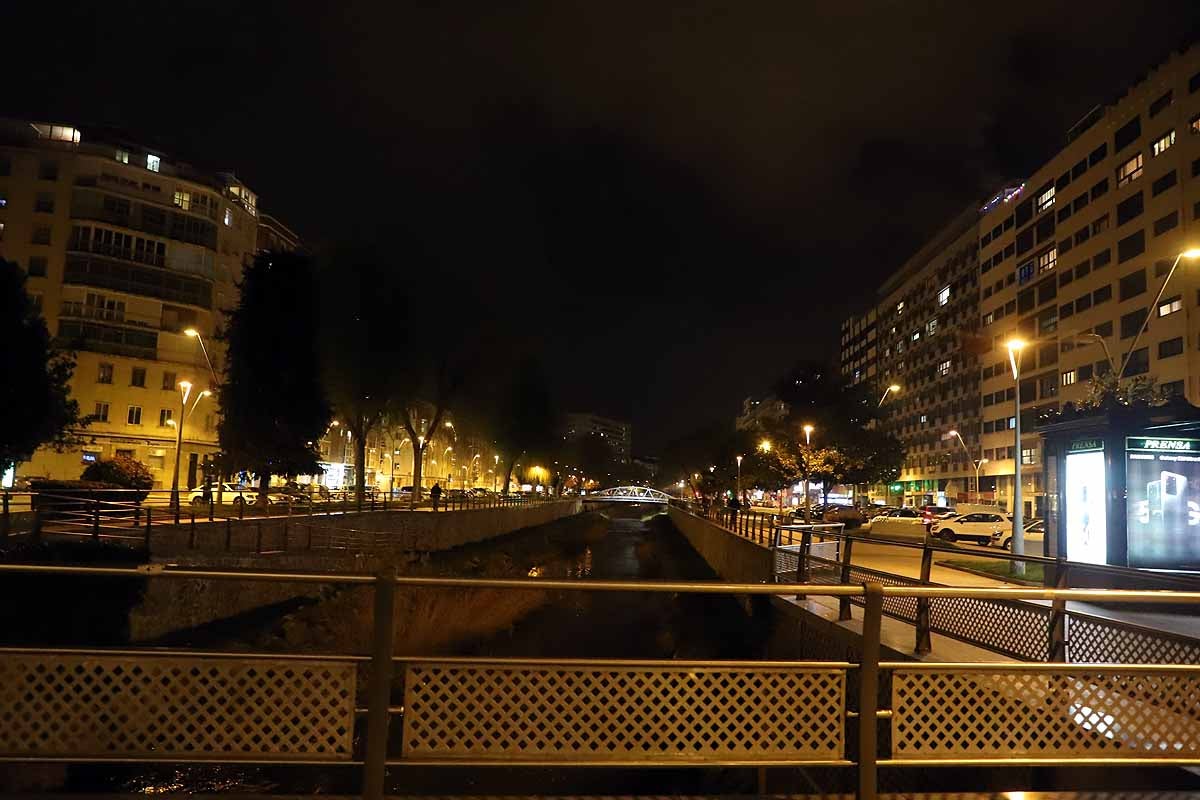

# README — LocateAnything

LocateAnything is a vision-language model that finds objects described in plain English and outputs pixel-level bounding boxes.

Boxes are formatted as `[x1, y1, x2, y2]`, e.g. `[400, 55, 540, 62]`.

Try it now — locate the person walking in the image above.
[430, 482, 443, 512]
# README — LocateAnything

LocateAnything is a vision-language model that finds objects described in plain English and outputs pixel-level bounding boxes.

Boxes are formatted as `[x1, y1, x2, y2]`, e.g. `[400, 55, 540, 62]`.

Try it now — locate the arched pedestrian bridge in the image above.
[582, 486, 673, 504]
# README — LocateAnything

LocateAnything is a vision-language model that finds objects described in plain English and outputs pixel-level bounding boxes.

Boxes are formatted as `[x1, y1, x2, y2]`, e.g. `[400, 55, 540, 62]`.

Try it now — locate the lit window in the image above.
[146, 154, 161, 172]
[920, 414, 928, 424]
[927, 318, 938, 336]
[1061, 370, 1076, 386]
[896, 301, 904, 315]
[912, 330, 921, 342]
[159, 408, 173, 427]
[1018, 261, 1035, 284]
[1116, 153, 1143, 187]
[937, 359, 952, 377]
[1151, 130, 1176, 157]
[983, 311, 996, 325]
[223, 208, 233, 226]
[1191, 114, 1200, 135]
[1036, 248, 1057, 274]
[1021, 447, 1037, 465]
[937, 285, 951, 306]
[1035, 185, 1055, 213]
[115, 149, 129, 164]
[173, 190, 191, 211]
[1159, 295, 1183, 317]
[31, 123, 80, 143]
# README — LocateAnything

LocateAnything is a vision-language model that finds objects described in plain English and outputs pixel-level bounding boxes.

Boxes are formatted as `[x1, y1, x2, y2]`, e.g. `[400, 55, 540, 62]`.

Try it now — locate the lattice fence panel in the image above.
[892, 669, 1200, 760]
[1069, 613, 1200, 665]
[929, 596, 1051, 661]
[0, 654, 355, 759]
[773, 547, 800, 582]
[402, 663, 845, 761]
[847, 566, 919, 621]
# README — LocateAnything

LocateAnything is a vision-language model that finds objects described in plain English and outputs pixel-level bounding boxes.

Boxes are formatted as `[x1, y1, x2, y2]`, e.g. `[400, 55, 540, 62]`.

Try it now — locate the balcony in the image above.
[68, 238, 166, 268]
[70, 186, 218, 250]
[64, 254, 212, 309]
[58, 301, 160, 330]
[56, 320, 158, 359]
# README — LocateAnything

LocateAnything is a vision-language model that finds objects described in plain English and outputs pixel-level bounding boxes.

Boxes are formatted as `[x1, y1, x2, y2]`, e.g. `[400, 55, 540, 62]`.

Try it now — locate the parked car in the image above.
[189, 483, 262, 506]
[921, 505, 959, 521]
[822, 504, 866, 524]
[447, 489, 469, 501]
[991, 519, 1045, 551]
[931, 512, 1010, 545]
[864, 506, 930, 535]
[471, 487, 491, 497]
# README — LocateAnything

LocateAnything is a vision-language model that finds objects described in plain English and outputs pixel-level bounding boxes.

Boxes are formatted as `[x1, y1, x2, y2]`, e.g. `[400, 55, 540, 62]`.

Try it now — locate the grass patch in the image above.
[941, 558, 1044, 584]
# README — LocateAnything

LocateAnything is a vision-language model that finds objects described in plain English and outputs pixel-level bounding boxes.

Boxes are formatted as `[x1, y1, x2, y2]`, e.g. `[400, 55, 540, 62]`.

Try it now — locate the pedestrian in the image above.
[430, 482, 443, 512]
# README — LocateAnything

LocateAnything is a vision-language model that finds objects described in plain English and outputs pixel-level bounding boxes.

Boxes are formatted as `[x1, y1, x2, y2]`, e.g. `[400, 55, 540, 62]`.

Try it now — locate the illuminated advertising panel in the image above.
[1126, 436, 1200, 570]
[1064, 440, 1107, 565]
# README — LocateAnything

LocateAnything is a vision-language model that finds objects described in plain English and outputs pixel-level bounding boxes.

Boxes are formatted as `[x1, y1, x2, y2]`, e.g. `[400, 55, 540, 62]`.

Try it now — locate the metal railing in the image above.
[0, 562, 1198, 799]
[1, 487, 573, 552]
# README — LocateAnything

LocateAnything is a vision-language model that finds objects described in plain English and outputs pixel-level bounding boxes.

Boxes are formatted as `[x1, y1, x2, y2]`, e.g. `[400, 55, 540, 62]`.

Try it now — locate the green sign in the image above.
[1126, 436, 1200, 453]
[889, 483, 903, 492]
[1069, 438, 1104, 453]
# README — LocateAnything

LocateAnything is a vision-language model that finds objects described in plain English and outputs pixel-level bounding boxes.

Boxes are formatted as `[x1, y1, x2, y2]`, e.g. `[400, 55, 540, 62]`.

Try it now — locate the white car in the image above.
[188, 483, 264, 507]
[932, 512, 1010, 545]
[865, 507, 930, 536]
[991, 519, 1045, 551]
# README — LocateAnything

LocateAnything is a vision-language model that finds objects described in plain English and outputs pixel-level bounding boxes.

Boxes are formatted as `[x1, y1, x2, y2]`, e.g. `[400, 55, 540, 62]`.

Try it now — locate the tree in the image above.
[317, 246, 407, 505]
[218, 251, 331, 501]
[491, 356, 555, 494]
[1076, 372, 1168, 410]
[81, 456, 154, 502]
[0, 258, 87, 477]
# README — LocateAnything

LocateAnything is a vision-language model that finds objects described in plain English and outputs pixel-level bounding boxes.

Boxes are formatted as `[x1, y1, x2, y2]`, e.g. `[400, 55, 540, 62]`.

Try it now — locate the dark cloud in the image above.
[9, 1, 1200, 451]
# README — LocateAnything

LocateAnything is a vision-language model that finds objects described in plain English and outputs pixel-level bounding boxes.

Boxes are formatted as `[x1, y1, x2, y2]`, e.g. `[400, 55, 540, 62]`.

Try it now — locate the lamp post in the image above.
[947, 429, 981, 502]
[168, 381, 210, 511]
[1007, 339, 1027, 573]
[493, 454, 500, 493]
[878, 383, 901, 408]
[1118, 249, 1200, 379]
[802, 424, 815, 523]
[735, 455, 743, 503]
[183, 328, 219, 385]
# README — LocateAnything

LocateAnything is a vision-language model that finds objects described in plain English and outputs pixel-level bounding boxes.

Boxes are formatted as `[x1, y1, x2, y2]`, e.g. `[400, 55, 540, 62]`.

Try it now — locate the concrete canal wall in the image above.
[667, 506, 774, 584]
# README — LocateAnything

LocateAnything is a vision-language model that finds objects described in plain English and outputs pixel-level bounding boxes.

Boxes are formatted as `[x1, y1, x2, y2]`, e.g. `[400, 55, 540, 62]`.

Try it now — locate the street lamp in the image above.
[879, 384, 901, 407]
[168, 381, 210, 512]
[1118, 249, 1200, 379]
[735, 455, 743, 503]
[947, 429, 984, 502]
[801, 424, 815, 522]
[1006, 338, 1028, 571]
[758, 439, 772, 453]
[183, 328, 219, 385]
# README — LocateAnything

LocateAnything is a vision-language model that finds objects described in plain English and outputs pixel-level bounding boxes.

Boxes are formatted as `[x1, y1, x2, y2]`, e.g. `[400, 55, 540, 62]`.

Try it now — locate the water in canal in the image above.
[52, 507, 774, 795]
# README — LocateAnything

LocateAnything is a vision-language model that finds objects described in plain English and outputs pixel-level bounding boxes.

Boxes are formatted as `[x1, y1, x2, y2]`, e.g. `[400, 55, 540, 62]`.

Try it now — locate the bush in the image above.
[81, 456, 154, 501]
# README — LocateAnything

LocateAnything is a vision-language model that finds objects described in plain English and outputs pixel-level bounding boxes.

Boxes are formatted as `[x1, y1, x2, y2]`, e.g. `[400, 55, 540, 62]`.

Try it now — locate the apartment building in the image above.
[839, 308, 877, 387]
[0, 119, 261, 488]
[977, 46, 1200, 518]
[562, 412, 632, 464]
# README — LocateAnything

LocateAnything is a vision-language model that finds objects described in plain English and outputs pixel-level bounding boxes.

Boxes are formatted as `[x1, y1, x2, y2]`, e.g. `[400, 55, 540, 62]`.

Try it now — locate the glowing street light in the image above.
[735, 455, 744, 501]
[758, 439, 772, 453]
[801, 424, 815, 522]
[879, 384, 901, 407]
[183, 328, 219, 385]
[948, 429, 985, 502]
[1117, 248, 1200, 379]
[169, 381, 211, 513]
[1006, 338, 1028, 572]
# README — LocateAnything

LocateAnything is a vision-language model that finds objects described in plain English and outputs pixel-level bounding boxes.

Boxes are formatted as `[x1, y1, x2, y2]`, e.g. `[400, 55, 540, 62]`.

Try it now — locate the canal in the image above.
[56, 506, 775, 795]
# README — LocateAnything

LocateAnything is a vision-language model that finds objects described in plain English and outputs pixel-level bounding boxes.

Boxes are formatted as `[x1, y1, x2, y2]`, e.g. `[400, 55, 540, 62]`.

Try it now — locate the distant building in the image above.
[735, 395, 788, 431]
[632, 455, 659, 479]
[0, 118, 261, 488]
[562, 412, 632, 463]
[256, 212, 301, 253]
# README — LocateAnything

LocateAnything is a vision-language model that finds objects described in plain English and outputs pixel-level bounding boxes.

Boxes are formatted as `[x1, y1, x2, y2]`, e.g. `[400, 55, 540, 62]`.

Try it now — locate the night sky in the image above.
[10, 2, 1200, 453]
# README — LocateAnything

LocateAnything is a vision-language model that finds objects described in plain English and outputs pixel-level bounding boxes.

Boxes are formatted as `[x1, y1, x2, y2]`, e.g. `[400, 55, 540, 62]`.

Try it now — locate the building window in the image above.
[1116, 191, 1143, 225]
[1095, 320, 1114, 337]
[127, 406, 143, 426]
[1121, 308, 1149, 339]
[1035, 185, 1055, 213]
[1062, 370, 1076, 386]
[159, 408, 174, 427]
[146, 154, 161, 172]
[1119, 268, 1147, 301]
[1152, 170, 1177, 196]
[1117, 229, 1145, 263]
[1022, 447, 1037, 465]
[1163, 379, 1185, 397]
[1192, 114, 1200, 135]
[937, 359, 951, 377]
[97, 363, 114, 384]
[1094, 285, 1113, 306]
[937, 285, 950, 306]
[1159, 337, 1184, 358]
[1116, 153, 1144, 187]
[131, 366, 146, 388]
[224, 208, 233, 226]
[94, 402, 110, 422]
[1092, 214, 1110, 235]
[911, 330, 920, 342]
[1151, 130, 1176, 157]
[1153, 211, 1179, 236]
[38, 161, 59, 181]
[1127, 347, 1150, 375]
[1036, 248, 1057, 274]
[31, 226, 51, 245]
[1149, 90, 1173, 117]
[1078, 363, 1094, 381]
[173, 190, 191, 211]
[162, 371, 177, 390]
[1018, 261, 1035, 284]
[34, 193, 55, 214]
[115, 149, 129, 164]
[896, 301, 904, 315]
[926, 318, 938, 336]
[1115, 116, 1142, 151]
[27, 257, 47, 277]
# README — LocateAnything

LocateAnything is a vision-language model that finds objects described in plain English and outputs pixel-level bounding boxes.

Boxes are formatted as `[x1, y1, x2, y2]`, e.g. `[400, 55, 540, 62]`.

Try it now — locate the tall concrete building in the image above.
[841, 206, 986, 506]
[0, 119, 261, 488]
[562, 412, 632, 464]
[978, 45, 1200, 518]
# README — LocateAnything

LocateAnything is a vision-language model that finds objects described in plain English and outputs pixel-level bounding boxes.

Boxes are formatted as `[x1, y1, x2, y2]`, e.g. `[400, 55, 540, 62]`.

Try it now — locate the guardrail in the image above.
[1, 488, 566, 548]
[769, 523, 1200, 666]
[0, 563, 1198, 799]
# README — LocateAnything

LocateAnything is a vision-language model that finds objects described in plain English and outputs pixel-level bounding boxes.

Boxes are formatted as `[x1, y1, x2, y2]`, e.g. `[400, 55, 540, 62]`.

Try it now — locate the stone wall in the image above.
[667, 506, 774, 584]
